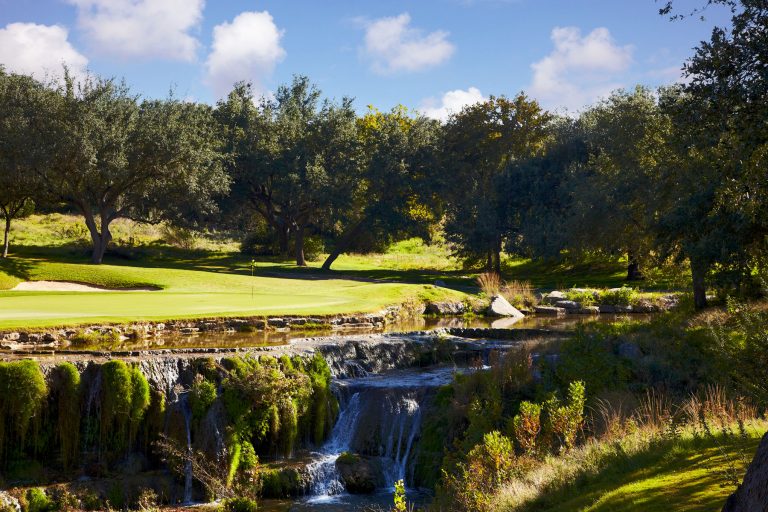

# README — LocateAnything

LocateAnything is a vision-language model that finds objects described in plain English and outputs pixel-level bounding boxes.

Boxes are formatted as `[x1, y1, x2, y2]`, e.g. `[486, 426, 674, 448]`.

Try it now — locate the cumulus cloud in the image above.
[362, 13, 455, 74]
[529, 27, 633, 111]
[0, 23, 88, 80]
[68, 0, 203, 61]
[205, 11, 286, 99]
[420, 87, 486, 121]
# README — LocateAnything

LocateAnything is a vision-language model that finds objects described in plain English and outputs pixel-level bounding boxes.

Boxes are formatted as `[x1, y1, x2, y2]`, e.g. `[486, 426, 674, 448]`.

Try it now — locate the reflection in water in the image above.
[46, 313, 650, 352]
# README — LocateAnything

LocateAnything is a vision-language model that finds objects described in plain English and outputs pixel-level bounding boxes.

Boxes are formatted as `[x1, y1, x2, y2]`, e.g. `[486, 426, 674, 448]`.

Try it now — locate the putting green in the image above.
[0, 262, 464, 329]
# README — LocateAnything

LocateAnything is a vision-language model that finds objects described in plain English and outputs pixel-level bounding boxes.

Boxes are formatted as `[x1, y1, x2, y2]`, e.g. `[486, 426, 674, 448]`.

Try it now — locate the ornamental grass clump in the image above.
[477, 272, 501, 297]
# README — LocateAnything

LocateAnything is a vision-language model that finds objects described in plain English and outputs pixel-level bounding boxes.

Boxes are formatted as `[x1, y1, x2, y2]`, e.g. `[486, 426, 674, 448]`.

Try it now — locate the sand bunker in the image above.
[11, 281, 156, 292]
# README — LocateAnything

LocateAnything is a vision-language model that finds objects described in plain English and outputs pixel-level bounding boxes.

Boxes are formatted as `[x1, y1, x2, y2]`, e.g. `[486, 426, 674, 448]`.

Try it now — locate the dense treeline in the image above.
[0, 0, 764, 307]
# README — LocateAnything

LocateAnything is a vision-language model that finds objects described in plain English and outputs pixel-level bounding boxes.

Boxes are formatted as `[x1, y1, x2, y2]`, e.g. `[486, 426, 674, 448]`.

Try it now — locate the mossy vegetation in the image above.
[0, 360, 48, 461]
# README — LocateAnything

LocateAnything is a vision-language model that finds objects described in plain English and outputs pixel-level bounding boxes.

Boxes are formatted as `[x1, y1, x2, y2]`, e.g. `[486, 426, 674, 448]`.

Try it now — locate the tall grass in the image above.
[477, 272, 501, 296]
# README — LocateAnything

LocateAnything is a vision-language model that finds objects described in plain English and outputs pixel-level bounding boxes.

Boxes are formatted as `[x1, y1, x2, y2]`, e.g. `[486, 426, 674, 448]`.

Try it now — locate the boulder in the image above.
[577, 306, 600, 315]
[543, 291, 566, 304]
[424, 301, 466, 316]
[487, 295, 525, 318]
[336, 453, 380, 494]
[535, 305, 567, 316]
[554, 300, 581, 311]
[723, 432, 768, 512]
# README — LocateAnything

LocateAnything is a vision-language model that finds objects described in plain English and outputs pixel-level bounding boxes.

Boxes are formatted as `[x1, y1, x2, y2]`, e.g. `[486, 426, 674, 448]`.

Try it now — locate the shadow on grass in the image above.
[525, 431, 758, 512]
[0, 256, 33, 281]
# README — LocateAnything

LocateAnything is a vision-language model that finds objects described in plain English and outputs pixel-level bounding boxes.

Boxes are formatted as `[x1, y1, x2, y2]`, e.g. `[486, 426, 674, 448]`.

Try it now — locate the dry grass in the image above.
[501, 280, 539, 310]
[477, 272, 502, 296]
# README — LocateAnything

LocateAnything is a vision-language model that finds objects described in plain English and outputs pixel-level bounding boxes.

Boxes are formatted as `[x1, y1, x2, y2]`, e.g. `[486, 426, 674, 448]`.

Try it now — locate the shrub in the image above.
[302, 235, 325, 261]
[512, 401, 542, 455]
[25, 488, 54, 512]
[189, 375, 217, 421]
[543, 381, 586, 453]
[599, 286, 637, 306]
[69, 329, 121, 347]
[219, 497, 258, 512]
[565, 288, 598, 306]
[160, 224, 198, 250]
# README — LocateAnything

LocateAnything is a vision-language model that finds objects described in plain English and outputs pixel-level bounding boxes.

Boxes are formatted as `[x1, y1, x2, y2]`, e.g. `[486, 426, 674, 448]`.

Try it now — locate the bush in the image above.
[25, 488, 54, 512]
[160, 224, 198, 250]
[302, 235, 325, 261]
[543, 381, 586, 453]
[219, 497, 258, 512]
[599, 287, 637, 306]
[189, 375, 217, 421]
[512, 401, 542, 455]
[565, 288, 598, 306]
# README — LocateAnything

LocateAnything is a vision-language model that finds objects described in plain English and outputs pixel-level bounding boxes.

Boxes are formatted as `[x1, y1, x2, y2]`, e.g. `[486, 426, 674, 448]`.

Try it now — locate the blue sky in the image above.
[0, 0, 732, 117]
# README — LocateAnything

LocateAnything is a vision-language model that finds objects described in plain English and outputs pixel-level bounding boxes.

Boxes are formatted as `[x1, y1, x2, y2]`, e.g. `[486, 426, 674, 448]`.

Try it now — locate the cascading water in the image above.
[305, 392, 363, 499]
[306, 367, 456, 501]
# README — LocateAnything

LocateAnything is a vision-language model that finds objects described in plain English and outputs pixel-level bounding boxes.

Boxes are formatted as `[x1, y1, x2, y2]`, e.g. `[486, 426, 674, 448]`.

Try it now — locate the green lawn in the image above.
[519, 425, 764, 512]
[0, 259, 466, 329]
[0, 214, 689, 329]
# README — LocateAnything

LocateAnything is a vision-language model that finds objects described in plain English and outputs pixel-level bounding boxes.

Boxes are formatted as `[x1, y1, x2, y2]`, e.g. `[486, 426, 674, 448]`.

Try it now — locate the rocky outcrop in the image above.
[487, 295, 525, 318]
[535, 305, 567, 316]
[336, 454, 381, 494]
[722, 432, 768, 512]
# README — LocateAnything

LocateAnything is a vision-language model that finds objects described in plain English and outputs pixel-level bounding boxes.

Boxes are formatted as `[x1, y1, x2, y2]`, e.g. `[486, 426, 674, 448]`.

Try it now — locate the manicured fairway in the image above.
[0, 261, 464, 329]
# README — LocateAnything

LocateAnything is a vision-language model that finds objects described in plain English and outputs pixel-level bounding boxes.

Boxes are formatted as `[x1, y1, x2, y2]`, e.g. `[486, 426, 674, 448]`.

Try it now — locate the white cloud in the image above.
[420, 87, 486, 121]
[362, 13, 454, 74]
[205, 11, 286, 99]
[0, 23, 88, 80]
[68, 0, 204, 61]
[529, 27, 633, 111]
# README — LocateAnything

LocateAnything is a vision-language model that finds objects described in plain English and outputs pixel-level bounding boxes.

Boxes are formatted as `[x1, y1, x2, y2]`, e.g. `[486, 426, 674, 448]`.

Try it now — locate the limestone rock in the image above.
[535, 305, 567, 316]
[543, 291, 566, 304]
[554, 300, 581, 311]
[723, 432, 768, 512]
[0, 491, 20, 512]
[424, 301, 466, 316]
[336, 453, 380, 494]
[487, 295, 525, 318]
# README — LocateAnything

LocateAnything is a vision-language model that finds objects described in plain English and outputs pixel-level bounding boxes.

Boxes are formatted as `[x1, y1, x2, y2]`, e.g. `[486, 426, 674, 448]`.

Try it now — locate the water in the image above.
[303, 367, 458, 506]
[23, 313, 649, 353]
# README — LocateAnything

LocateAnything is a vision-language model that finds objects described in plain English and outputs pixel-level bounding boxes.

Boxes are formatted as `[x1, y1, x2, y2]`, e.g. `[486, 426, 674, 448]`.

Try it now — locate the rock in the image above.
[487, 295, 525, 318]
[268, 318, 287, 328]
[535, 305, 567, 316]
[543, 291, 566, 304]
[424, 301, 466, 316]
[723, 432, 768, 512]
[577, 306, 600, 315]
[336, 453, 380, 494]
[617, 341, 643, 361]
[0, 491, 20, 512]
[553, 300, 581, 311]
[598, 304, 618, 314]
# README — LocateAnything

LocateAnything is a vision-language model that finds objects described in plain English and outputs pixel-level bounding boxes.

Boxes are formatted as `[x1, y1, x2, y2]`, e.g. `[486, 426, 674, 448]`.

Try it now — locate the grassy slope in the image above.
[514, 424, 764, 512]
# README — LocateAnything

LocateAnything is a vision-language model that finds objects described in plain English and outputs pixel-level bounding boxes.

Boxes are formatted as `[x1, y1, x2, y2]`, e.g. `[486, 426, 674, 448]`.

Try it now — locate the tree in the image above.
[569, 87, 671, 280]
[320, 106, 441, 270]
[217, 76, 361, 266]
[0, 70, 46, 258]
[42, 74, 228, 264]
[442, 95, 552, 273]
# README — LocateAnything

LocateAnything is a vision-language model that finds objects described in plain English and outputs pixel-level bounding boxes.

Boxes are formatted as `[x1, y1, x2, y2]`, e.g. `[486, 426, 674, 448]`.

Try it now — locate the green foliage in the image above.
[69, 329, 122, 347]
[543, 381, 586, 452]
[599, 286, 637, 306]
[25, 488, 54, 512]
[53, 363, 81, 469]
[219, 497, 258, 512]
[189, 376, 217, 421]
[393, 479, 407, 512]
[554, 328, 629, 395]
[0, 360, 48, 461]
[565, 288, 598, 306]
[99, 361, 150, 455]
[512, 401, 542, 455]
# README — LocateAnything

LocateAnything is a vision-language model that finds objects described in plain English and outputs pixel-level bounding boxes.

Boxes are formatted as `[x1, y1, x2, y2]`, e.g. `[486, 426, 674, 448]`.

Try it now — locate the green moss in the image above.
[0, 360, 48, 461]
[259, 467, 305, 498]
[25, 488, 54, 512]
[189, 377, 217, 421]
[336, 451, 359, 464]
[53, 362, 81, 469]
[219, 497, 258, 512]
[69, 329, 122, 347]
[99, 361, 150, 456]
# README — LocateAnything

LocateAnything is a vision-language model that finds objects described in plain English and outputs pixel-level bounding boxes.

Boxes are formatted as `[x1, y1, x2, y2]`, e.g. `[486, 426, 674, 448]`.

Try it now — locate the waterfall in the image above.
[306, 367, 454, 499]
[176, 391, 194, 504]
[305, 392, 363, 499]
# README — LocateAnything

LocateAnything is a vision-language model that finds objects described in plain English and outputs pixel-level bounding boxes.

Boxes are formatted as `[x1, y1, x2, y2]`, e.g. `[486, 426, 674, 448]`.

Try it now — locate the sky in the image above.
[0, 0, 733, 118]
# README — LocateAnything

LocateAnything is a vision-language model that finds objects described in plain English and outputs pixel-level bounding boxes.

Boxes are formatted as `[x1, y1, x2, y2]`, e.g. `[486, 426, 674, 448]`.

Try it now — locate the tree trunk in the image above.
[2, 216, 10, 258]
[690, 257, 708, 310]
[485, 252, 494, 272]
[83, 209, 112, 264]
[322, 220, 365, 270]
[493, 238, 502, 275]
[626, 252, 643, 281]
[295, 225, 306, 267]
